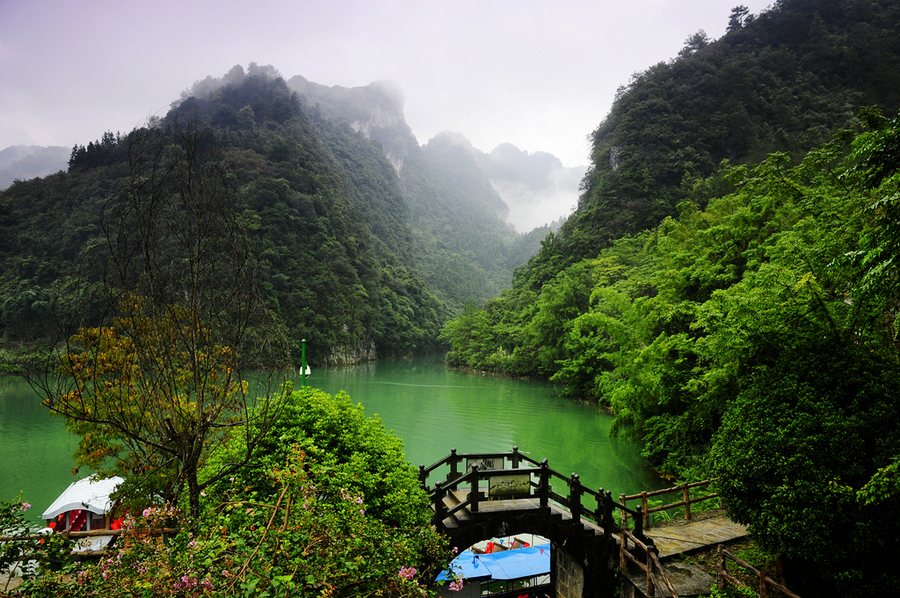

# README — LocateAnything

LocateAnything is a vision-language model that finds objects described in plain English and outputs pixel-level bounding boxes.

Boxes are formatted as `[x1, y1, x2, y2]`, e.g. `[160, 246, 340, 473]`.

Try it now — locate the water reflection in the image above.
[0, 354, 662, 522]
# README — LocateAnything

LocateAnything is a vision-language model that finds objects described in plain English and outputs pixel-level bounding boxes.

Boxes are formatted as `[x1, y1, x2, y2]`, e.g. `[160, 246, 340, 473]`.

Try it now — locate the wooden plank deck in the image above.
[644, 514, 747, 559]
[624, 514, 748, 597]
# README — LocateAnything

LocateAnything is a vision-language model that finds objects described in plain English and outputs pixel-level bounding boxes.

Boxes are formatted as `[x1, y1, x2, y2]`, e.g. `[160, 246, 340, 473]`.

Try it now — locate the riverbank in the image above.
[0, 344, 55, 376]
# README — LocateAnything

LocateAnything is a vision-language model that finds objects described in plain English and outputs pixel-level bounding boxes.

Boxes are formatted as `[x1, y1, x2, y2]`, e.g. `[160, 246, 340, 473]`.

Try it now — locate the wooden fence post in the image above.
[539, 460, 549, 508]
[569, 474, 582, 524]
[469, 464, 480, 512]
[683, 483, 691, 522]
[619, 493, 628, 529]
[511, 445, 521, 468]
[641, 491, 649, 528]
[448, 448, 459, 482]
[716, 544, 725, 591]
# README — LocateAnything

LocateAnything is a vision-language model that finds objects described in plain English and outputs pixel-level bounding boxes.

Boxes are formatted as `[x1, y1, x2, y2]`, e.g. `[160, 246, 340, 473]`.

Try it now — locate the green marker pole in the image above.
[301, 338, 307, 388]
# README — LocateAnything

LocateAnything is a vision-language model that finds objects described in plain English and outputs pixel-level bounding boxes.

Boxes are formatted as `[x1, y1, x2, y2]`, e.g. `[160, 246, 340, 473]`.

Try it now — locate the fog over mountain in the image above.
[2, 2, 775, 172]
[2, 66, 581, 233]
[429, 132, 582, 232]
[0, 145, 69, 190]
[284, 75, 582, 233]
[482, 143, 584, 232]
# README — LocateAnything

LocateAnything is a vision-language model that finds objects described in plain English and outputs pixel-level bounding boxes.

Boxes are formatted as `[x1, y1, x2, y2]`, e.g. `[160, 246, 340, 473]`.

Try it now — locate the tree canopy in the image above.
[442, 108, 900, 593]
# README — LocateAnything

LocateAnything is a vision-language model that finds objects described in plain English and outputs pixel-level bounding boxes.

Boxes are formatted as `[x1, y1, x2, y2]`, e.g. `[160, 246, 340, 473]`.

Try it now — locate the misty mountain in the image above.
[441, 0, 900, 370]
[286, 76, 544, 309]
[0, 145, 69, 190]
[471, 141, 584, 232]
[286, 76, 579, 233]
[287, 76, 410, 172]
[0, 66, 569, 362]
[1, 74, 450, 365]
[1, 63, 583, 362]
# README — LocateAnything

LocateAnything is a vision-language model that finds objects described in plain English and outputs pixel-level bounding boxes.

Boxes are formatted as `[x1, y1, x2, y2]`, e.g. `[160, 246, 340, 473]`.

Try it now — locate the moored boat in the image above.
[436, 540, 551, 598]
[40, 475, 124, 553]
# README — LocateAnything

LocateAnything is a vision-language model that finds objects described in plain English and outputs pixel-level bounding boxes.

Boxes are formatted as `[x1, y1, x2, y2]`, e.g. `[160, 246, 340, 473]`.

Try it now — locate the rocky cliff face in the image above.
[287, 76, 413, 171]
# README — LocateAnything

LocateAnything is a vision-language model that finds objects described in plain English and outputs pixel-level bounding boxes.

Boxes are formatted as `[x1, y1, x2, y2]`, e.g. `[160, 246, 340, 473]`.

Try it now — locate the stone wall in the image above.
[555, 547, 585, 598]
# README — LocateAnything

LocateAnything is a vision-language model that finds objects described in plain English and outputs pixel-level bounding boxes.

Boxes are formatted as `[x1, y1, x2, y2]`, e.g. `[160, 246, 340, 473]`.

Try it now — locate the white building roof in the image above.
[41, 475, 124, 520]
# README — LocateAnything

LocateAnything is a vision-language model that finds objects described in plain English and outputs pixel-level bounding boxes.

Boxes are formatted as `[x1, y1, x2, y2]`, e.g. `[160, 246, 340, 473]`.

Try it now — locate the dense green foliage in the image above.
[443, 110, 900, 593]
[203, 386, 431, 529]
[712, 340, 900, 595]
[12, 389, 451, 597]
[524, 0, 900, 282]
[288, 77, 542, 312]
[0, 74, 451, 364]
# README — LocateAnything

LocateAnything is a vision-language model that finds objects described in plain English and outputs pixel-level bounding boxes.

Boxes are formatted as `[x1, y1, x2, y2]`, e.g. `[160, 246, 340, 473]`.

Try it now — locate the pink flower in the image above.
[449, 579, 464, 591]
[19, 502, 31, 512]
[399, 566, 417, 580]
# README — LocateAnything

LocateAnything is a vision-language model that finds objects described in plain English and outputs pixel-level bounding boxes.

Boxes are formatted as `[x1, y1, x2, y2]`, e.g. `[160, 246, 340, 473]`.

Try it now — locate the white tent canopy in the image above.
[41, 475, 124, 520]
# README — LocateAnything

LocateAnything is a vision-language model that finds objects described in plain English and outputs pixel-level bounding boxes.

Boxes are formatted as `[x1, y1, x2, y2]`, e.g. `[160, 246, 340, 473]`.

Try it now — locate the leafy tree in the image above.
[16, 435, 450, 597]
[727, 5, 751, 32]
[204, 386, 431, 529]
[38, 120, 290, 520]
[711, 338, 900, 596]
[678, 30, 711, 58]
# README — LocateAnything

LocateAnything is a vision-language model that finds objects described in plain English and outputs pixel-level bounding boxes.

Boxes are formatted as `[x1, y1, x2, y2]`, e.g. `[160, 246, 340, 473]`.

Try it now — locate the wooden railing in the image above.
[419, 447, 651, 542]
[717, 544, 802, 598]
[620, 527, 679, 598]
[619, 479, 719, 528]
[0, 527, 180, 542]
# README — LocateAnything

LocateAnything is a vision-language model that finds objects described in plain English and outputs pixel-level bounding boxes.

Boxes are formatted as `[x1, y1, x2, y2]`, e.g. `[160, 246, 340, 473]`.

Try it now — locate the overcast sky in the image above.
[0, 0, 773, 168]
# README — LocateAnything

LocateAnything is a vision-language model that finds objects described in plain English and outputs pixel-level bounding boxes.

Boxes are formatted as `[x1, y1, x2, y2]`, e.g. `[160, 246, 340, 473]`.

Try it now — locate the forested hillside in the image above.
[444, 0, 900, 408]
[441, 2, 900, 593]
[288, 76, 551, 310]
[0, 73, 449, 365]
[530, 0, 900, 274]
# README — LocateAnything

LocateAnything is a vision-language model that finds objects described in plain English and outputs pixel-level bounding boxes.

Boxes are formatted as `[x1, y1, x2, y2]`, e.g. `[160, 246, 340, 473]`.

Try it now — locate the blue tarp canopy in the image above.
[436, 543, 550, 582]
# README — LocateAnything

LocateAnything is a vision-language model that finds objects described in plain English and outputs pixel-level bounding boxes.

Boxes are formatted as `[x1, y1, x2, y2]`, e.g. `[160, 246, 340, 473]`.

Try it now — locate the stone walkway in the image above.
[623, 513, 748, 597]
[645, 513, 747, 558]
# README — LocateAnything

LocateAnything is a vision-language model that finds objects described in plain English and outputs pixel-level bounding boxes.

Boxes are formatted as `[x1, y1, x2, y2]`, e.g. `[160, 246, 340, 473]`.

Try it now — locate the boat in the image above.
[40, 475, 124, 553]
[436, 541, 551, 598]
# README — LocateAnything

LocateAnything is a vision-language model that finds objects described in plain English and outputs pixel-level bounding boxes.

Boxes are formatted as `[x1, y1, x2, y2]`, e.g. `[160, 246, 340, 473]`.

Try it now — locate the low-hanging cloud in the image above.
[482, 143, 585, 233]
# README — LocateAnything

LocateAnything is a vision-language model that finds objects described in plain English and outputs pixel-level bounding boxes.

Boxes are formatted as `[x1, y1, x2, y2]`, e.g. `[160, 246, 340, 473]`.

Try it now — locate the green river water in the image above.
[0, 354, 663, 522]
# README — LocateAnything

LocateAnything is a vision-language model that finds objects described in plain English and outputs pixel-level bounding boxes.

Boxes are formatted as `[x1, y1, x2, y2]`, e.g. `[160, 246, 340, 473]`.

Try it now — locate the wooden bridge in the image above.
[419, 447, 749, 598]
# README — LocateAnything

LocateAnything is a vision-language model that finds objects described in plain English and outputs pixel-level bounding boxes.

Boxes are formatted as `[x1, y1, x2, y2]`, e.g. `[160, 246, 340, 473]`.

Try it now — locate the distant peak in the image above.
[429, 131, 476, 151]
[368, 80, 405, 110]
